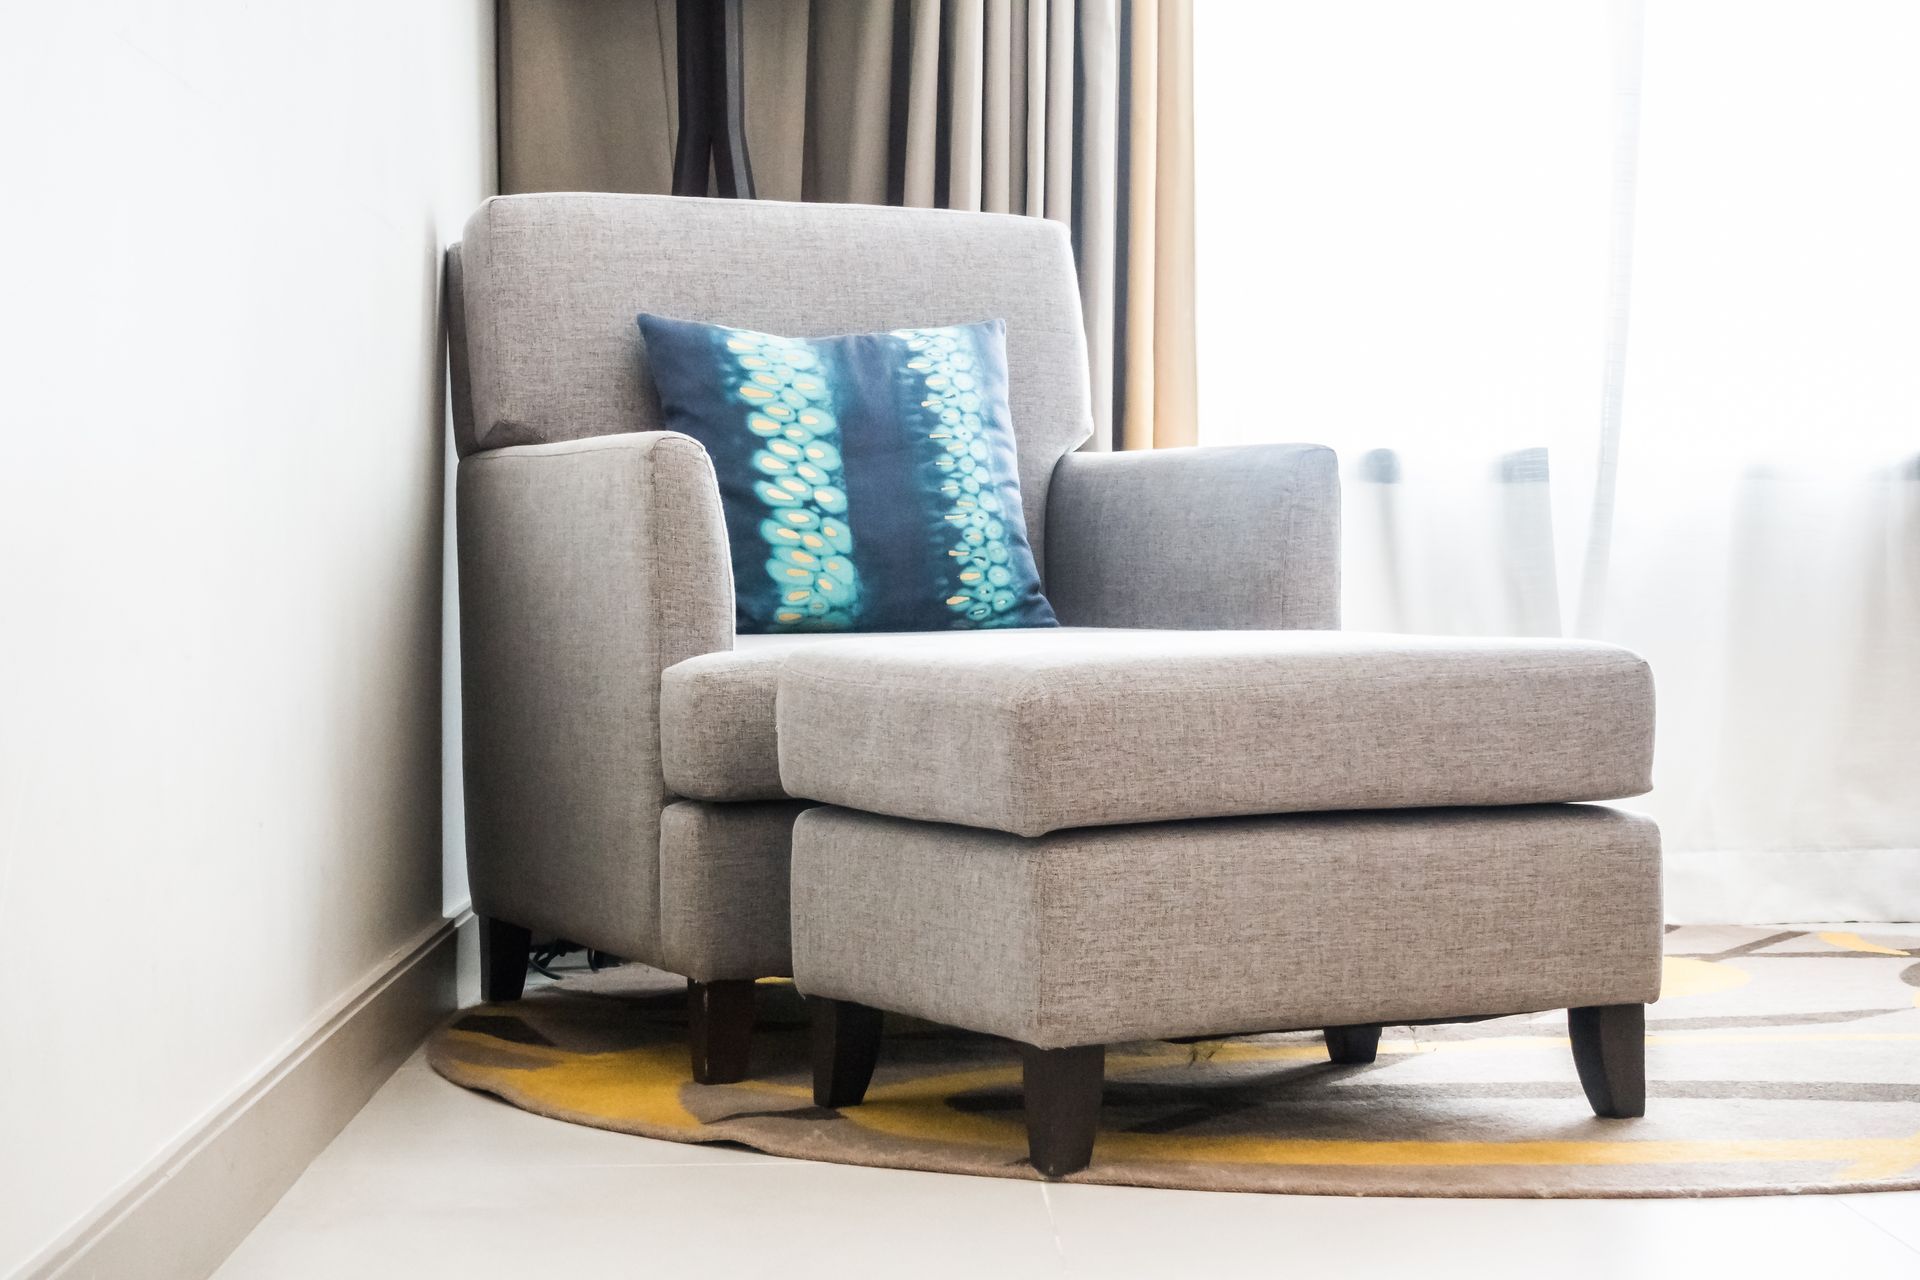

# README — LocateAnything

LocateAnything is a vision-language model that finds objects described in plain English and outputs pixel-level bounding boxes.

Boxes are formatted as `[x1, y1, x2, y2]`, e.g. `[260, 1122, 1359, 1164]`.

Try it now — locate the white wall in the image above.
[0, 1, 493, 1270]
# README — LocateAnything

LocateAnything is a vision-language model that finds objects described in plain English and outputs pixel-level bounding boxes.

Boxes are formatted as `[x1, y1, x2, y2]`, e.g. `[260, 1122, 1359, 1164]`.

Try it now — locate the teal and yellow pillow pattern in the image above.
[637, 315, 1057, 634]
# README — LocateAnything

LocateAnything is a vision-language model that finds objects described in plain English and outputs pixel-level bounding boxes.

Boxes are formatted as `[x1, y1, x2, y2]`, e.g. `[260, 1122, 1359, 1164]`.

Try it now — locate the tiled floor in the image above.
[214, 1046, 1920, 1278]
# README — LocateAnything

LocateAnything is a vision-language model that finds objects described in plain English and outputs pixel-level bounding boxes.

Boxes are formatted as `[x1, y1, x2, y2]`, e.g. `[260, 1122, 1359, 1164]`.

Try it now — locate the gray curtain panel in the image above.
[494, 0, 1190, 449]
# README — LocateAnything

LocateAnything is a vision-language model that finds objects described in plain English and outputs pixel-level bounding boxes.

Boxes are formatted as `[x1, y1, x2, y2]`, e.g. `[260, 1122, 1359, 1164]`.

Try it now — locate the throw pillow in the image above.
[637, 314, 1058, 633]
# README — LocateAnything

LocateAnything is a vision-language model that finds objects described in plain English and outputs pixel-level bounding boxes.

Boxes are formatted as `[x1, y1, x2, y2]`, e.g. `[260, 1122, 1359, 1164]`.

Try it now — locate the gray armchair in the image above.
[447, 193, 1339, 1080]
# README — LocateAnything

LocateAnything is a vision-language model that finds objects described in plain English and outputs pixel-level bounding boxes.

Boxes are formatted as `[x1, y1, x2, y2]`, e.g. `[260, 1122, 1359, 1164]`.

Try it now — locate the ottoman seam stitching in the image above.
[775, 660, 1650, 698]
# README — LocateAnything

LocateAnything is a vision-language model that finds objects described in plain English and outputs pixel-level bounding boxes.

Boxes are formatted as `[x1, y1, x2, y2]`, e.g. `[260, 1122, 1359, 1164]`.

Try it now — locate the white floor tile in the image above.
[1838, 1190, 1920, 1253]
[215, 1158, 1061, 1279]
[1042, 1182, 1920, 1277]
[215, 1044, 1920, 1279]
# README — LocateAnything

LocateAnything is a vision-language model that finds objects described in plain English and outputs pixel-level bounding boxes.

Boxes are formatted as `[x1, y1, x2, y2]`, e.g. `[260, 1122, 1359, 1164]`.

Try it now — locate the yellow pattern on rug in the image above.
[428, 925, 1920, 1197]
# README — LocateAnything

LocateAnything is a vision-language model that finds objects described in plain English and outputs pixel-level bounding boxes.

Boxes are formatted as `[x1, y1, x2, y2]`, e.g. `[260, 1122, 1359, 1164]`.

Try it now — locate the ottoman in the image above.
[779, 630, 1662, 1177]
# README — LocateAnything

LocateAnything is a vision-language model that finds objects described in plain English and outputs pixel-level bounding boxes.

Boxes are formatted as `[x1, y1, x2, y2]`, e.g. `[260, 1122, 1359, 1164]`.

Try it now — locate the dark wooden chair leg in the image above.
[477, 916, 531, 1003]
[809, 998, 885, 1107]
[688, 979, 756, 1084]
[1569, 1003, 1646, 1118]
[1324, 1023, 1383, 1064]
[1020, 1043, 1105, 1179]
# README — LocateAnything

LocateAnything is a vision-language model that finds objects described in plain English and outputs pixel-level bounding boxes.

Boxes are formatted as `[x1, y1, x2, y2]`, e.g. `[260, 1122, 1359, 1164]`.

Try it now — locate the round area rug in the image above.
[428, 925, 1920, 1197]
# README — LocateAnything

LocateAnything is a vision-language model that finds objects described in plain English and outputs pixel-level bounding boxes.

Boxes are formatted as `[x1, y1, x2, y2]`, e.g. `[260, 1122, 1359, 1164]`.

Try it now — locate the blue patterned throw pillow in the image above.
[637, 315, 1058, 634]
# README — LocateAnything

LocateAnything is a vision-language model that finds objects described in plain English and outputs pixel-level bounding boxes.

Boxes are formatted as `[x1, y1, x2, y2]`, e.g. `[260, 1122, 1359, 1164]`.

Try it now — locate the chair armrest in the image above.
[1044, 443, 1340, 630]
[457, 431, 733, 959]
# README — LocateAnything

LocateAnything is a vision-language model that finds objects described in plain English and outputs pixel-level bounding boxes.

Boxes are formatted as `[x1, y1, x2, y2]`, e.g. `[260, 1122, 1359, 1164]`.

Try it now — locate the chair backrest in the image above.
[449, 193, 1095, 566]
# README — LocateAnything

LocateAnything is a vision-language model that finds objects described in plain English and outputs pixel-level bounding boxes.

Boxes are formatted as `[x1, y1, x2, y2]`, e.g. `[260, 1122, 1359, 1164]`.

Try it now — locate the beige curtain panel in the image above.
[496, 0, 1195, 450]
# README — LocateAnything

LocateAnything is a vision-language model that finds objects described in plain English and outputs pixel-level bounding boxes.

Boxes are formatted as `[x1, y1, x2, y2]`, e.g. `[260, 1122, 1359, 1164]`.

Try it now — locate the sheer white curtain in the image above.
[1195, 0, 1920, 922]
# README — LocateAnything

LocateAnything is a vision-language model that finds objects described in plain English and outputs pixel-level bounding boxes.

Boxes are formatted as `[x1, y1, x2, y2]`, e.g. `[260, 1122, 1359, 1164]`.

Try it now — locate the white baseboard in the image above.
[20, 913, 471, 1280]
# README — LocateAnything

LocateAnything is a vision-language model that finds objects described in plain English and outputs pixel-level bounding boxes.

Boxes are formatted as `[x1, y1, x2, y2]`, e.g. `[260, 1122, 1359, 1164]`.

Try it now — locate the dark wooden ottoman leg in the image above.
[1021, 1044, 1105, 1179]
[1569, 1003, 1646, 1118]
[478, 916, 531, 1003]
[688, 978, 757, 1084]
[810, 998, 885, 1107]
[1324, 1023, 1383, 1064]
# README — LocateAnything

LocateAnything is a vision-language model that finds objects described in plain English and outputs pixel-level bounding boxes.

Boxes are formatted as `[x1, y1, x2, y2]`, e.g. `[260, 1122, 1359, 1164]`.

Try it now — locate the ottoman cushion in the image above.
[776, 630, 1654, 837]
[789, 804, 1663, 1047]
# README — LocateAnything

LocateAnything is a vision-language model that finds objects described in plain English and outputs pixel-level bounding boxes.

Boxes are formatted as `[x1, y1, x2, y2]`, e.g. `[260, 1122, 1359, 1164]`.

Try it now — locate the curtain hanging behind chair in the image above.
[495, 0, 1195, 451]
[1115, 0, 1196, 448]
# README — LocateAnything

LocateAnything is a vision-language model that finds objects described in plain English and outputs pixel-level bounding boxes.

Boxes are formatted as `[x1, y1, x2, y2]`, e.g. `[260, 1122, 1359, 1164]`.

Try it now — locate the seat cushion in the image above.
[662, 634, 858, 801]
[775, 630, 1655, 836]
[662, 630, 1112, 801]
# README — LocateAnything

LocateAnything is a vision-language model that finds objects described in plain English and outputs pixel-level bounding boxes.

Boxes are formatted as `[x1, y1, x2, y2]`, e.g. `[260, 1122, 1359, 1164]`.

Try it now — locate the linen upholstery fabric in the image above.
[446, 244, 477, 455]
[658, 799, 812, 981]
[662, 628, 1112, 802]
[1046, 443, 1340, 629]
[661, 633, 873, 802]
[453, 194, 1093, 568]
[790, 804, 1664, 1048]
[637, 315, 1055, 633]
[458, 432, 731, 959]
[777, 630, 1655, 837]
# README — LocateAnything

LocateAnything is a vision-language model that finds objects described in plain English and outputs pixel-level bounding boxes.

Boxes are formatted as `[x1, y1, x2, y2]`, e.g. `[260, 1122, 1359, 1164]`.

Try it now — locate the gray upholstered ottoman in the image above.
[779, 630, 1662, 1177]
